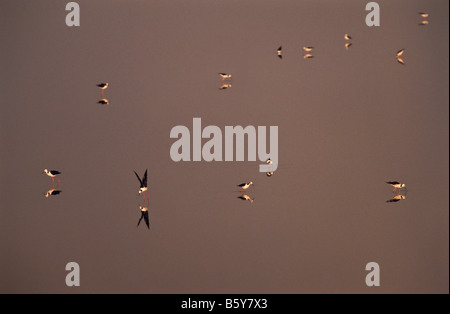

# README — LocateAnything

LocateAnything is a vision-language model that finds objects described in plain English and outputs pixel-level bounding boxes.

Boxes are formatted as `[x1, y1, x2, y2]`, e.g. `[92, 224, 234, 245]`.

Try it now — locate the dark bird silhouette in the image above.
[137, 205, 150, 229]
[134, 169, 148, 200]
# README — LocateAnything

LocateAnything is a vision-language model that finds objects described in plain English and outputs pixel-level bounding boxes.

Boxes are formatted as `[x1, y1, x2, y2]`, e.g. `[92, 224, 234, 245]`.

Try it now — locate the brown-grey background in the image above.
[0, 0, 448, 294]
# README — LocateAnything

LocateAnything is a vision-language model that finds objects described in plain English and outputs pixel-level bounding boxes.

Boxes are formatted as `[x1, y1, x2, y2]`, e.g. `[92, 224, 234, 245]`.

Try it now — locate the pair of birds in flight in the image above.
[134, 169, 150, 229]
[97, 83, 109, 105]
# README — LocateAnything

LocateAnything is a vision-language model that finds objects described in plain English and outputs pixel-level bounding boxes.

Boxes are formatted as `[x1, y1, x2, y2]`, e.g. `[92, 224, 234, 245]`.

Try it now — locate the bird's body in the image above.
[345, 42, 352, 50]
[277, 46, 282, 59]
[238, 194, 254, 203]
[97, 83, 109, 90]
[219, 73, 231, 79]
[303, 46, 314, 52]
[219, 83, 232, 90]
[396, 58, 405, 65]
[97, 83, 109, 98]
[238, 181, 254, 191]
[137, 205, 150, 229]
[304, 54, 314, 59]
[396, 49, 405, 57]
[43, 169, 61, 187]
[386, 194, 406, 203]
[344, 34, 352, 41]
[419, 13, 429, 18]
[419, 20, 429, 26]
[386, 181, 406, 193]
[134, 169, 149, 200]
[44, 188, 62, 198]
[396, 49, 405, 65]
[98, 99, 109, 105]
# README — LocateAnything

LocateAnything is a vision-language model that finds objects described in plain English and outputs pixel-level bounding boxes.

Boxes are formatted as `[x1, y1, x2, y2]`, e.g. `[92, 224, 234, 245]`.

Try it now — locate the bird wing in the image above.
[386, 199, 401, 203]
[143, 169, 148, 187]
[278, 55, 282, 59]
[396, 58, 405, 65]
[143, 211, 150, 229]
[386, 181, 400, 185]
[134, 171, 143, 187]
[396, 49, 405, 57]
[51, 170, 61, 175]
[237, 183, 246, 187]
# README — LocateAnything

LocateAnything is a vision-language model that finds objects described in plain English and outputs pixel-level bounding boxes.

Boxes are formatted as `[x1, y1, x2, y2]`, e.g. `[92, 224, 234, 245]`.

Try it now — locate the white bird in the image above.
[219, 83, 232, 90]
[98, 98, 109, 105]
[97, 83, 109, 98]
[237, 194, 254, 203]
[137, 205, 150, 229]
[386, 194, 406, 203]
[238, 181, 254, 191]
[134, 169, 148, 200]
[386, 181, 407, 193]
[43, 169, 61, 187]
[44, 188, 62, 198]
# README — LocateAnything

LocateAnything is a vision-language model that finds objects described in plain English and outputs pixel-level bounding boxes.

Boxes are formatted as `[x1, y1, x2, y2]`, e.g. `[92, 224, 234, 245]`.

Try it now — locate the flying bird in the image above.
[277, 46, 282, 59]
[97, 83, 109, 98]
[97, 99, 109, 105]
[396, 49, 405, 65]
[43, 169, 61, 187]
[237, 194, 254, 203]
[386, 181, 407, 193]
[386, 194, 406, 203]
[219, 73, 232, 85]
[238, 181, 254, 192]
[44, 188, 62, 198]
[134, 169, 148, 200]
[137, 205, 150, 229]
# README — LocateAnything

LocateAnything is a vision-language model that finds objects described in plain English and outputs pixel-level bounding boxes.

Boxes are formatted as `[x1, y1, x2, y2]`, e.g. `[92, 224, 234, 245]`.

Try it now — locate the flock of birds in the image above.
[40, 11, 430, 228]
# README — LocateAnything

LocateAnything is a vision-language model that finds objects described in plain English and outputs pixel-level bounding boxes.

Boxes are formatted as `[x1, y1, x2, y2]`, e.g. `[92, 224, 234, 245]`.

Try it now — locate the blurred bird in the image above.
[386, 194, 406, 203]
[266, 172, 274, 177]
[137, 205, 150, 229]
[396, 49, 405, 57]
[345, 42, 352, 50]
[344, 34, 352, 41]
[277, 46, 282, 59]
[238, 181, 254, 192]
[219, 83, 232, 90]
[386, 181, 407, 193]
[303, 46, 314, 52]
[396, 58, 405, 65]
[237, 194, 254, 203]
[97, 83, 108, 98]
[43, 169, 61, 187]
[219, 73, 232, 83]
[304, 54, 314, 59]
[419, 12, 429, 18]
[134, 169, 148, 200]
[396, 49, 405, 65]
[98, 99, 109, 105]
[44, 188, 62, 198]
